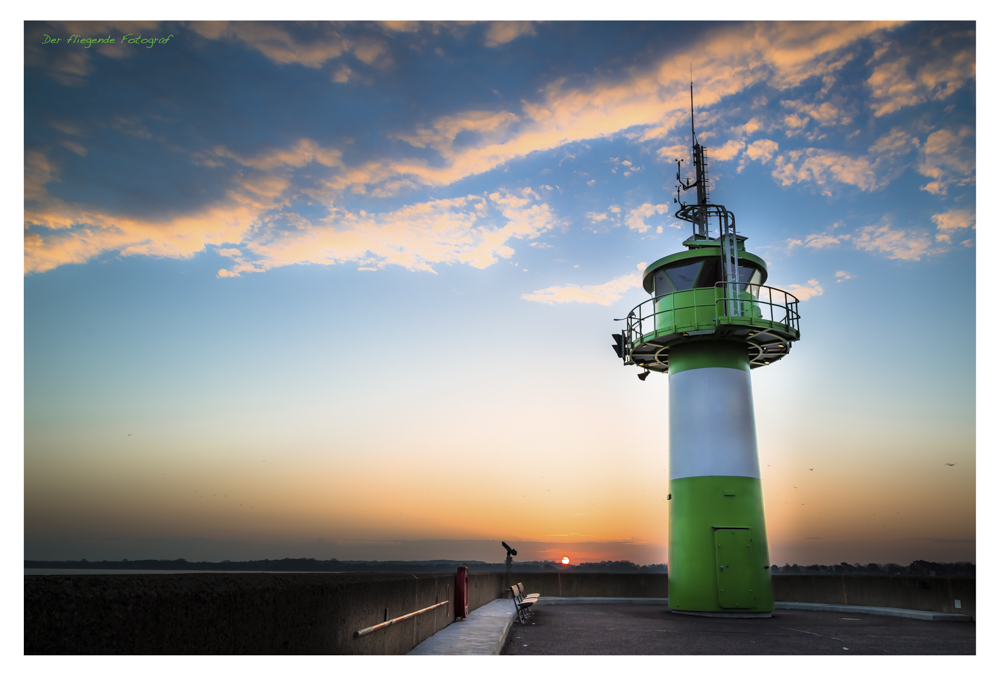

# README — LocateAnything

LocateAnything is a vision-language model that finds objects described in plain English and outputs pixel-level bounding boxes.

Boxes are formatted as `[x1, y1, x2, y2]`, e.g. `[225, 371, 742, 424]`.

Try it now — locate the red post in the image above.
[455, 566, 469, 619]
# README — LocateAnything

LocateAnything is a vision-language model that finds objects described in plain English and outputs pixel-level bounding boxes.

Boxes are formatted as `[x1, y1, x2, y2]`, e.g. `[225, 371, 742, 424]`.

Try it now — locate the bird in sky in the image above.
[945, 463, 956, 466]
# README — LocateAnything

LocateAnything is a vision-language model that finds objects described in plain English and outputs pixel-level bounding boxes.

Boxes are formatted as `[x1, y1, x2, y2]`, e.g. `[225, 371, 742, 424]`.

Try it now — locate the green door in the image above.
[715, 528, 756, 609]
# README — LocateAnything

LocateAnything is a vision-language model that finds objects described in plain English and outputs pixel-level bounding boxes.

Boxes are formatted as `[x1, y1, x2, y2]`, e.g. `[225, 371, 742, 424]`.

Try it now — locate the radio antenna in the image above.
[690, 65, 697, 147]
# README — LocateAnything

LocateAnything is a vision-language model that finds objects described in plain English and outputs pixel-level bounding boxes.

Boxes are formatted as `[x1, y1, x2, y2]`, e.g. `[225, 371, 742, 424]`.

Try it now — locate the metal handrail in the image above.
[353, 600, 450, 638]
[622, 282, 801, 351]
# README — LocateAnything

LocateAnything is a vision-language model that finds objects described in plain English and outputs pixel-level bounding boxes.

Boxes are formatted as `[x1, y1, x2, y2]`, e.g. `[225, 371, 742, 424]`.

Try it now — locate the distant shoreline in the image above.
[23, 558, 973, 576]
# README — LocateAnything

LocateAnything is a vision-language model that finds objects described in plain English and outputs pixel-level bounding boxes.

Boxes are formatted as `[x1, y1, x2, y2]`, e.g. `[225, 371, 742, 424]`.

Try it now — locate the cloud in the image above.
[59, 140, 87, 156]
[931, 207, 975, 243]
[483, 22, 536, 47]
[25, 183, 564, 277]
[25, 150, 56, 202]
[919, 127, 975, 195]
[784, 212, 956, 262]
[625, 204, 671, 233]
[868, 126, 920, 156]
[189, 22, 393, 70]
[784, 231, 850, 251]
[656, 143, 690, 161]
[522, 263, 646, 306]
[781, 279, 824, 301]
[240, 189, 561, 276]
[853, 221, 938, 261]
[744, 139, 779, 163]
[711, 139, 746, 161]
[111, 115, 152, 139]
[215, 247, 264, 278]
[312, 22, 902, 197]
[27, 21, 920, 277]
[213, 138, 343, 171]
[24, 150, 299, 275]
[772, 149, 878, 194]
[396, 110, 519, 150]
[24, 196, 264, 275]
[835, 271, 854, 282]
[768, 127, 918, 195]
[50, 121, 84, 136]
[868, 42, 975, 117]
[780, 100, 853, 135]
[332, 65, 355, 83]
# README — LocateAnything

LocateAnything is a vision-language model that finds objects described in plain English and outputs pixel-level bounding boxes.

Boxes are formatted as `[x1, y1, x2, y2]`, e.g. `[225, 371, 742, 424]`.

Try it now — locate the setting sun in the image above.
[561, 557, 570, 565]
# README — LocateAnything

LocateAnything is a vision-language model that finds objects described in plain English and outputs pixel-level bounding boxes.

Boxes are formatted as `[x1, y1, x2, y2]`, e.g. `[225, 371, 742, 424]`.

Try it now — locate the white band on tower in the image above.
[669, 366, 761, 480]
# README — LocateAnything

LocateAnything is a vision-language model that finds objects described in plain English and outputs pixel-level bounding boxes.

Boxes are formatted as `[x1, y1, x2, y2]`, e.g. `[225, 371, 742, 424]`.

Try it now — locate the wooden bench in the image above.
[509, 584, 541, 623]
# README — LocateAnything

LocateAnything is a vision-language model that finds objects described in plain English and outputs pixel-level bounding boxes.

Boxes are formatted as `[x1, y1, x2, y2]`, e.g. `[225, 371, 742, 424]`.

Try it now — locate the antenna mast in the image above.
[672, 75, 742, 315]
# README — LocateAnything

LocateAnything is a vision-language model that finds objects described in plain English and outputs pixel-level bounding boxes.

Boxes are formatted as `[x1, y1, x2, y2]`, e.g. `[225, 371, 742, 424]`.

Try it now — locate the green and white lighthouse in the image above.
[612, 87, 802, 617]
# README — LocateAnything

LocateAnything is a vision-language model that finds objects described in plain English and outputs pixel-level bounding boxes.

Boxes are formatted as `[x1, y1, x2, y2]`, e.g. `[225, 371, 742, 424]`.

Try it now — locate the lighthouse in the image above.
[612, 85, 802, 617]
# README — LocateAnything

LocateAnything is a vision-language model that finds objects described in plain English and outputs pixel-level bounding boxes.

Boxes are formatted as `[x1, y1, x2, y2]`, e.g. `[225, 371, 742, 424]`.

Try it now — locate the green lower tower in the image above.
[611, 89, 802, 616]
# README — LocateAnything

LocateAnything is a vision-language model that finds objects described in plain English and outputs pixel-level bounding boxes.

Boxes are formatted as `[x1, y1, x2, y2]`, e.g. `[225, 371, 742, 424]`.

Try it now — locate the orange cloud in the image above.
[711, 139, 746, 161]
[784, 231, 850, 252]
[931, 207, 975, 243]
[919, 127, 975, 195]
[190, 22, 349, 68]
[213, 138, 343, 171]
[624, 204, 671, 233]
[27, 22, 918, 276]
[24, 198, 262, 275]
[320, 22, 902, 197]
[25, 151, 56, 202]
[853, 220, 939, 261]
[868, 42, 974, 117]
[24, 149, 284, 275]
[780, 100, 853, 133]
[225, 189, 562, 277]
[522, 263, 646, 306]
[772, 149, 878, 194]
[483, 22, 536, 47]
[767, 126, 918, 195]
[780, 279, 824, 301]
[744, 139, 779, 163]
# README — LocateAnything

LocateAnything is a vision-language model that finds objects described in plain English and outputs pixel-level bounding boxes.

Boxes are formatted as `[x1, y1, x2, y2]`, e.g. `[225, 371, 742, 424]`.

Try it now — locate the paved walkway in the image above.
[408, 597, 971, 655]
[774, 601, 971, 622]
[500, 603, 975, 655]
[408, 599, 516, 655]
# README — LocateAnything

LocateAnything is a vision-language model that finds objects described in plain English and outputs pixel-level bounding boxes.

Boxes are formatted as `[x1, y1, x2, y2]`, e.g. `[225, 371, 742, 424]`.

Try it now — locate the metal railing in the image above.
[622, 282, 800, 350]
[354, 600, 450, 638]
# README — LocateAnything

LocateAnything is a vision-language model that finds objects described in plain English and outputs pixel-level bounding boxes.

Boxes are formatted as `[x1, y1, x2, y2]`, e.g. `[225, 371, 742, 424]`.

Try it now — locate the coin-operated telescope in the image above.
[502, 541, 517, 588]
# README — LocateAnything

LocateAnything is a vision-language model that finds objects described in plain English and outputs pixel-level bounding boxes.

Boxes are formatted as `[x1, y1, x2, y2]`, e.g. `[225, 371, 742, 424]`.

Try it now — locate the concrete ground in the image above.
[501, 603, 975, 655]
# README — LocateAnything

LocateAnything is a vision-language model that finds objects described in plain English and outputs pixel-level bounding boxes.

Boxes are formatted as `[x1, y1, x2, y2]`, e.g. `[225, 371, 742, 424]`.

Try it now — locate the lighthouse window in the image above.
[739, 266, 762, 293]
[665, 262, 702, 290]
[695, 259, 722, 288]
[654, 270, 677, 296]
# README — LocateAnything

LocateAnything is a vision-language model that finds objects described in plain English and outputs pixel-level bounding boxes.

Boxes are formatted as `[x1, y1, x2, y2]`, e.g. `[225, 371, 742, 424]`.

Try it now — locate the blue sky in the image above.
[22, 19, 978, 565]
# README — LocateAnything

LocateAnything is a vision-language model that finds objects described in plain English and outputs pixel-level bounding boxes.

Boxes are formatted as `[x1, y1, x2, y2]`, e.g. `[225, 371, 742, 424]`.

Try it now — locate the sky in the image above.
[21, 18, 978, 566]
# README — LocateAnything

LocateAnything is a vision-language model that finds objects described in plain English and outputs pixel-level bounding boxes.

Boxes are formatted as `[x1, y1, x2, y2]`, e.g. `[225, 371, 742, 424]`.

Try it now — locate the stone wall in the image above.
[25, 572, 456, 655]
[772, 575, 975, 619]
[25, 570, 974, 654]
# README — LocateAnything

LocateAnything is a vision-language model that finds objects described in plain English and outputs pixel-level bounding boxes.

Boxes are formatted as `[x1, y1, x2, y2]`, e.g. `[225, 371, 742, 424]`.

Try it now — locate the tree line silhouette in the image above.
[24, 558, 973, 576]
